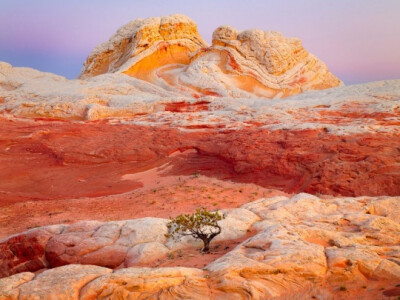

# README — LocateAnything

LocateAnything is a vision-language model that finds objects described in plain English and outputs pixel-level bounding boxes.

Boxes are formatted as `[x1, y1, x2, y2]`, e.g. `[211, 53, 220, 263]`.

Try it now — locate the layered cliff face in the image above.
[79, 14, 342, 98]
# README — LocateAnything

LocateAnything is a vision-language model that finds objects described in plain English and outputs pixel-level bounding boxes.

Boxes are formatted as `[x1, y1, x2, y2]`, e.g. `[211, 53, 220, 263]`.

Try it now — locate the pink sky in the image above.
[1, 0, 399, 84]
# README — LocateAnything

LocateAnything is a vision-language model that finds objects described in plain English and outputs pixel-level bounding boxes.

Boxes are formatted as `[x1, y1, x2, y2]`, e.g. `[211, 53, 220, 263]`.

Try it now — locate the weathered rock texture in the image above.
[0, 210, 258, 277]
[0, 11, 344, 122]
[175, 26, 342, 98]
[0, 13, 399, 300]
[0, 16, 397, 200]
[1, 194, 399, 299]
[78, 14, 341, 98]
[0, 60, 396, 125]
[79, 15, 207, 80]
[0, 61, 188, 120]
[0, 78, 399, 203]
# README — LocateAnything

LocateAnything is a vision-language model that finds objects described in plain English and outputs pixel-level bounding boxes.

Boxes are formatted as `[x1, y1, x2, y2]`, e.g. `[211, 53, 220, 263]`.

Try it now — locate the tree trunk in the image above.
[201, 238, 211, 253]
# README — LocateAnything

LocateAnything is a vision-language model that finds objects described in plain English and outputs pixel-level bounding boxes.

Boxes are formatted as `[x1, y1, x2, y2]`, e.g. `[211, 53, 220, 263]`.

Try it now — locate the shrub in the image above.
[166, 208, 225, 253]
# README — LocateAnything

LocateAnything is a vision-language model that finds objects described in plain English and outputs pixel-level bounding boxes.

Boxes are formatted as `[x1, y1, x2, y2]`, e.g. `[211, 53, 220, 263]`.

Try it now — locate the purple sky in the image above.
[1, 0, 399, 84]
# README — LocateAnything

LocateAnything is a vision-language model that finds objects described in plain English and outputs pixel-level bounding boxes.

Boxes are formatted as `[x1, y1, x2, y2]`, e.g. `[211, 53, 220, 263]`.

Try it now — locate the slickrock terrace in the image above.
[1, 194, 399, 299]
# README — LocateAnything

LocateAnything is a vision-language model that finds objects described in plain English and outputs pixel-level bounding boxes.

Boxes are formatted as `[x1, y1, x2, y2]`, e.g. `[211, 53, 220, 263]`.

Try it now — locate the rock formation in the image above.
[0, 13, 399, 300]
[1, 194, 399, 299]
[0, 14, 343, 119]
[79, 15, 207, 80]
[79, 14, 342, 98]
[176, 26, 342, 98]
[0, 77, 398, 199]
[0, 209, 258, 277]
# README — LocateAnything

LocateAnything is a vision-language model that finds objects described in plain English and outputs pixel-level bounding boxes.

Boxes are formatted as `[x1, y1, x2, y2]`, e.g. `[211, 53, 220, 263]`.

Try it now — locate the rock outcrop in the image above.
[0, 210, 258, 277]
[79, 15, 207, 79]
[0, 78, 399, 202]
[78, 14, 342, 98]
[175, 26, 342, 98]
[1, 194, 399, 299]
[0, 60, 394, 123]
[0, 61, 189, 120]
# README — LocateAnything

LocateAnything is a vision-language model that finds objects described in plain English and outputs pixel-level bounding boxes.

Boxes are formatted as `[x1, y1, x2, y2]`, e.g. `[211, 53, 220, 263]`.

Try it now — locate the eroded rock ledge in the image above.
[1, 193, 399, 299]
[0, 109, 399, 202]
[0, 208, 259, 277]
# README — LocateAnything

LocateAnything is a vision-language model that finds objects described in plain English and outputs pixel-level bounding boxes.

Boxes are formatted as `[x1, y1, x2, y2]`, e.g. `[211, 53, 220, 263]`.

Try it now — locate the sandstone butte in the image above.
[0, 14, 399, 300]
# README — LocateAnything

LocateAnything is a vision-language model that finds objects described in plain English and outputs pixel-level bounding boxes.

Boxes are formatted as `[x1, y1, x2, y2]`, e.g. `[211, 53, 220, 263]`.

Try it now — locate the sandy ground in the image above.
[321, 281, 400, 299]
[0, 172, 287, 239]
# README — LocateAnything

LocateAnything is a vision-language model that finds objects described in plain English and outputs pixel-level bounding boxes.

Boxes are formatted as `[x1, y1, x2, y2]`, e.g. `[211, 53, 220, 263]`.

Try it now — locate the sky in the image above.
[0, 0, 399, 84]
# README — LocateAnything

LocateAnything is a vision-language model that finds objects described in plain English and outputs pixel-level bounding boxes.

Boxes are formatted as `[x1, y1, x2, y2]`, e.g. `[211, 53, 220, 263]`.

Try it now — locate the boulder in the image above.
[125, 242, 170, 266]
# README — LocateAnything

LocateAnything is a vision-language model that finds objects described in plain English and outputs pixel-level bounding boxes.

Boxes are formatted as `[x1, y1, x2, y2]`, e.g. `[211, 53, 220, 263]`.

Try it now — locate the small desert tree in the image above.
[166, 208, 225, 253]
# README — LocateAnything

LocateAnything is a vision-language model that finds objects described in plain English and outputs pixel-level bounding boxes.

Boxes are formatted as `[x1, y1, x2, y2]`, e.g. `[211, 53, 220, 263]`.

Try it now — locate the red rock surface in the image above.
[0, 116, 398, 207]
[0, 111, 399, 298]
[0, 14, 399, 300]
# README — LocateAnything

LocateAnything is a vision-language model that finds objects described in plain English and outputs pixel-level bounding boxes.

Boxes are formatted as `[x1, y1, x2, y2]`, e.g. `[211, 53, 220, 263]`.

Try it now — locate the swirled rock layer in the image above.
[78, 14, 342, 98]
[79, 14, 207, 80]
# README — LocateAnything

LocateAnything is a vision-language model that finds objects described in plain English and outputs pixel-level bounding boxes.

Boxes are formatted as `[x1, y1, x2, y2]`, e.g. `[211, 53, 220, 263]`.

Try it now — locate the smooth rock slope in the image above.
[0, 208, 259, 277]
[1, 194, 399, 299]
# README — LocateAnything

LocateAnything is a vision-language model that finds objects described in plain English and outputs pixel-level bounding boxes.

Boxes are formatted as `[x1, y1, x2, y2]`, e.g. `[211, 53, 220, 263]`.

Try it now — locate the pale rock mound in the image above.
[78, 14, 341, 98]
[0, 59, 398, 131]
[1, 194, 399, 299]
[176, 26, 343, 98]
[0, 61, 191, 120]
[79, 14, 208, 79]
[0, 209, 255, 277]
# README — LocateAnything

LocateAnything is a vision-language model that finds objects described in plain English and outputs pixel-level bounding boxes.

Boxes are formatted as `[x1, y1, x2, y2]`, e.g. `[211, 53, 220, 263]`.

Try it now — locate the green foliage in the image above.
[166, 208, 225, 252]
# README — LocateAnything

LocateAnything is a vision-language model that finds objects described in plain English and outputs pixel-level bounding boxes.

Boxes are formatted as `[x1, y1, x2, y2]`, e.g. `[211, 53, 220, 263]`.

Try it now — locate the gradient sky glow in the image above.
[1, 0, 399, 84]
